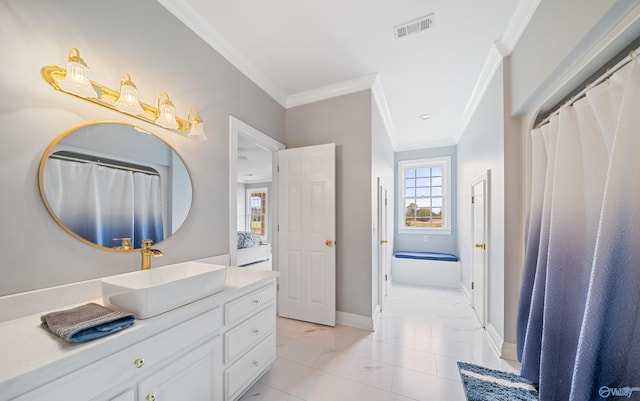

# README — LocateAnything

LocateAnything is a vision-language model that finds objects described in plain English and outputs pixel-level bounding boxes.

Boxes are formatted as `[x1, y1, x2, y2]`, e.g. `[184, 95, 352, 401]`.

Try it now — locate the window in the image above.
[247, 188, 268, 239]
[398, 156, 451, 234]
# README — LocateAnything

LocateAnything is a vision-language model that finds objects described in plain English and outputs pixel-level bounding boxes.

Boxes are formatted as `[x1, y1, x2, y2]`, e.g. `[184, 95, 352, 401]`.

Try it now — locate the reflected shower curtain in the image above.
[133, 172, 164, 246]
[517, 58, 640, 401]
[44, 160, 164, 248]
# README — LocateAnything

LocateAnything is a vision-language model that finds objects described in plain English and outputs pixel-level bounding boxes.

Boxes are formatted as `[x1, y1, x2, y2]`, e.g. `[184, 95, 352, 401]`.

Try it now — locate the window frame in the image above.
[246, 187, 269, 241]
[397, 156, 452, 235]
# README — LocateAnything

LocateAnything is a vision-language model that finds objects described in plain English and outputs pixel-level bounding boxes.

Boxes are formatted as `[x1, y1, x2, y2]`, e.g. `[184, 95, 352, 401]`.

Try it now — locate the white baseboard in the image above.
[501, 341, 518, 361]
[460, 283, 472, 305]
[485, 322, 504, 357]
[372, 305, 381, 331]
[336, 311, 375, 331]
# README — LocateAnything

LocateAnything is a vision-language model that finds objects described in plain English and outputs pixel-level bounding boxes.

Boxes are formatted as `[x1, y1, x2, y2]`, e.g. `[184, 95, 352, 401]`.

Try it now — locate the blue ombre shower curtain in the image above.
[517, 58, 640, 401]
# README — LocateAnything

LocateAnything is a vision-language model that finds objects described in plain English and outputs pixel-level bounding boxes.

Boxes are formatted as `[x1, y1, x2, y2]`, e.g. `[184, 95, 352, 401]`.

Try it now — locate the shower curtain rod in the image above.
[50, 150, 160, 176]
[535, 44, 640, 129]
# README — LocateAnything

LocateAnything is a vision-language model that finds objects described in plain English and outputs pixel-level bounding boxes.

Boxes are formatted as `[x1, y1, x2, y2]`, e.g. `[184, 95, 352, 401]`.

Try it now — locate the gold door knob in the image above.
[146, 394, 156, 401]
[475, 243, 486, 249]
[380, 240, 388, 244]
[326, 240, 333, 247]
[252, 360, 260, 367]
[134, 358, 145, 368]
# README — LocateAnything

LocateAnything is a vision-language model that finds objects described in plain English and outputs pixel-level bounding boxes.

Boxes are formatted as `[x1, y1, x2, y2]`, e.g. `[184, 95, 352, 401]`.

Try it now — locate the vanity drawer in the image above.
[225, 284, 275, 326]
[224, 333, 276, 400]
[224, 305, 275, 363]
[15, 307, 222, 401]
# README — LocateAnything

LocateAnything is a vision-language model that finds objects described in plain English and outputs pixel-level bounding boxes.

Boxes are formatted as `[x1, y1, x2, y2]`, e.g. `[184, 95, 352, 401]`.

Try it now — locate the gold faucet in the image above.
[140, 239, 163, 270]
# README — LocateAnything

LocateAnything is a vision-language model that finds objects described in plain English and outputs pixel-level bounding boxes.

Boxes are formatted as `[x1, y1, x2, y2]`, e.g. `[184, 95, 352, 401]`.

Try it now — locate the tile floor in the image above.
[240, 283, 520, 401]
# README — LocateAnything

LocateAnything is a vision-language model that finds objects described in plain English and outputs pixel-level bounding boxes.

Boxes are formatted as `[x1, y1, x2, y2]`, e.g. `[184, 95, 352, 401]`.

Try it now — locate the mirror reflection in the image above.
[38, 122, 192, 250]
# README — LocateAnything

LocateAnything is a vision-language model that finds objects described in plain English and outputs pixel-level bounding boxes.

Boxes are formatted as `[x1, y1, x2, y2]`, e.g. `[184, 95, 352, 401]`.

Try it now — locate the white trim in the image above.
[371, 76, 397, 150]
[485, 322, 504, 357]
[502, 341, 519, 362]
[336, 311, 375, 331]
[500, 0, 542, 54]
[460, 283, 472, 305]
[397, 156, 452, 234]
[157, 0, 287, 106]
[286, 74, 377, 108]
[372, 305, 382, 331]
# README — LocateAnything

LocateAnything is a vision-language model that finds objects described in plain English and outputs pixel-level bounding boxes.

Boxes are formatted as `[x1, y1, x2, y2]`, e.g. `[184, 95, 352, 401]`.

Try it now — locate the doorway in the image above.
[471, 170, 489, 327]
[377, 178, 391, 314]
[229, 116, 284, 268]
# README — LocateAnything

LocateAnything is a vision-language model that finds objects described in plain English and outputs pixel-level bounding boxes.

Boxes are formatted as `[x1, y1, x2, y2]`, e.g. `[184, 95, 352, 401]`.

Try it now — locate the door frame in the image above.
[470, 169, 490, 327]
[229, 116, 285, 267]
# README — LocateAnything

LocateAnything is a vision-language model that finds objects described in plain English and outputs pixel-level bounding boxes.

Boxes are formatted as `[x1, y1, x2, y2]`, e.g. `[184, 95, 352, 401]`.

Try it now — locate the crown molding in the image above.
[286, 74, 378, 108]
[453, 0, 541, 144]
[157, 0, 288, 106]
[371, 75, 398, 150]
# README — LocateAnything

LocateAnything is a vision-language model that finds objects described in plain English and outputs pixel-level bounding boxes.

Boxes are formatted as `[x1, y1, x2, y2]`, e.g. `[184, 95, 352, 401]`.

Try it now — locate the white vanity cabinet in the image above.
[223, 283, 277, 400]
[0, 268, 278, 401]
[14, 308, 224, 401]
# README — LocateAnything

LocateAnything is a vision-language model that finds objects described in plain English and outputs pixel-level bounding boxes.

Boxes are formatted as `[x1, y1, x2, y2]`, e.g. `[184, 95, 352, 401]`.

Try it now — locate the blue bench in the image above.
[394, 251, 459, 262]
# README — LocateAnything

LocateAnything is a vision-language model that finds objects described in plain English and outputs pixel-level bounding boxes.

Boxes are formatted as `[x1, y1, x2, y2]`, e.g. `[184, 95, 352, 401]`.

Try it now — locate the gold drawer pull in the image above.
[251, 299, 260, 305]
[134, 358, 145, 368]
[252, 360, 260, 367]
[146, 394, 156, 401]
[252, 329, 260, 335]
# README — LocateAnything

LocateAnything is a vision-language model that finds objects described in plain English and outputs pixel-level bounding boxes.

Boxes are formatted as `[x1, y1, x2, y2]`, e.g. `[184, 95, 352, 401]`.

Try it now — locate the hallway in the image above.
[241, 283, 519, 401]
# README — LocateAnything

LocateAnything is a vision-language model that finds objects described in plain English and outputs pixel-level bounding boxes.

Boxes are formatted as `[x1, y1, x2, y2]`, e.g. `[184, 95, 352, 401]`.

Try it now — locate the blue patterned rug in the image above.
[457, 362, 539, 401]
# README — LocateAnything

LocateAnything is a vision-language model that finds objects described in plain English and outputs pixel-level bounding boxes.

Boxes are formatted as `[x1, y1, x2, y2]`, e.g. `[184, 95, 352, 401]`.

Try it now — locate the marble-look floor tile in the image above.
[238, 382, 304, 401]
[276, 335, 336, 367]
[313, 350, 395, 390]
[338, 380, 416, 401]
[392, 366, 466, 401]
[245, 284, 521, 401]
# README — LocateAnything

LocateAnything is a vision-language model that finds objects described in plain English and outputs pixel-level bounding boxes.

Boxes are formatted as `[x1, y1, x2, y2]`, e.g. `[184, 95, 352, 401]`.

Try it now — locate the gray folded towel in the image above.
[41, 303, 135, 343]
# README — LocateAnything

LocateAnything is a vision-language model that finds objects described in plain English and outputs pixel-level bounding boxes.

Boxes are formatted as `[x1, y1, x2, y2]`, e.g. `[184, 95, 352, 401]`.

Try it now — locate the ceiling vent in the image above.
[394, 13, 434, 39]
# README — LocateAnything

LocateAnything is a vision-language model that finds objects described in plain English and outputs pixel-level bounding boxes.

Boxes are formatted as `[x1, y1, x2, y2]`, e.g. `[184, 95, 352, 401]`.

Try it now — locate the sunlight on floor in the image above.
[240, 283, 520, 401]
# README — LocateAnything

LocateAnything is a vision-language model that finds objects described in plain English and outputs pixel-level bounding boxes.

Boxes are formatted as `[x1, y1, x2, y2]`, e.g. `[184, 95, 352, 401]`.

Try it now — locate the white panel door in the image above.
[471, 171, 489, 327]
[378, 178, 390, 308]
[277, 143, 336, 326]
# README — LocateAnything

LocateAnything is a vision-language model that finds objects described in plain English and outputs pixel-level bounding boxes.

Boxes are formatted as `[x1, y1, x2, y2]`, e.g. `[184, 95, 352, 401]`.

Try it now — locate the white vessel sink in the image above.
[101, 261, 228, 319]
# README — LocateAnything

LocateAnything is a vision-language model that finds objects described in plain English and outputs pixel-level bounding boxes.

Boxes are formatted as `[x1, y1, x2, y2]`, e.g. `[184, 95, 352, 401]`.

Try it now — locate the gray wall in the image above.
[285, 90, 373, 317]
[394, 146, 458, 255]
[0, 0, 285, 296]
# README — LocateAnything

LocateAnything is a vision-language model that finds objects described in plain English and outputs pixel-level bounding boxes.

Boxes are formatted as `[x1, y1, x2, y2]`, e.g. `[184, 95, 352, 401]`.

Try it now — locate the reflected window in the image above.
[248, 189, 268, 239]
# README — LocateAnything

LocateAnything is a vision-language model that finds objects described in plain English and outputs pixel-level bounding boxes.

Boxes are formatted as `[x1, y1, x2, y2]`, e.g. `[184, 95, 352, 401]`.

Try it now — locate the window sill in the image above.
[397, 228, 452, 236]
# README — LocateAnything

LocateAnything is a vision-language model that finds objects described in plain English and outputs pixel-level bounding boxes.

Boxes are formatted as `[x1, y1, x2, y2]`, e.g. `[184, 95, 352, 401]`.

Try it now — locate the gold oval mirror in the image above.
[38, 121, 193, 251]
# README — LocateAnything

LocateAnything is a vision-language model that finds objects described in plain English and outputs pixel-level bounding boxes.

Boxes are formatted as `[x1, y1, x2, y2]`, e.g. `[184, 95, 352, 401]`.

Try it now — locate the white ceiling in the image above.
[159, 0, 538, 151]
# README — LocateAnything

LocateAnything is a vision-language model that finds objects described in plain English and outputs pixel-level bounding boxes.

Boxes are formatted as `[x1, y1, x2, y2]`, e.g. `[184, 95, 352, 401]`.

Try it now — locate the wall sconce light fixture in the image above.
[41, 48, 207, 140]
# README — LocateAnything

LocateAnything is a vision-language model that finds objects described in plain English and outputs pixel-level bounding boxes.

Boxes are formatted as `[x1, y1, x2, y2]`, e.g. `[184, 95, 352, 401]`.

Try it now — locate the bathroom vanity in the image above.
[0, 266, 278, 401]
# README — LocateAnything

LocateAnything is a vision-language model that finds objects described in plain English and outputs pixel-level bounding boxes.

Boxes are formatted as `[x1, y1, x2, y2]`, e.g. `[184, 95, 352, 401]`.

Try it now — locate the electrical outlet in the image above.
[423, 235, 429, 242]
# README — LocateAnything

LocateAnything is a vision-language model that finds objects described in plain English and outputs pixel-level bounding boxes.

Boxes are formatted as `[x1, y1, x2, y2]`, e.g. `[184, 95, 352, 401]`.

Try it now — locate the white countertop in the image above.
[0, 267, 278, 400]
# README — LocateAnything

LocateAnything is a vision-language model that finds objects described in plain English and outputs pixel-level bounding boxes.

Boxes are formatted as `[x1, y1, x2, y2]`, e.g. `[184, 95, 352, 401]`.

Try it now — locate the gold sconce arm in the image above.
[40, 49, 205, 139]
